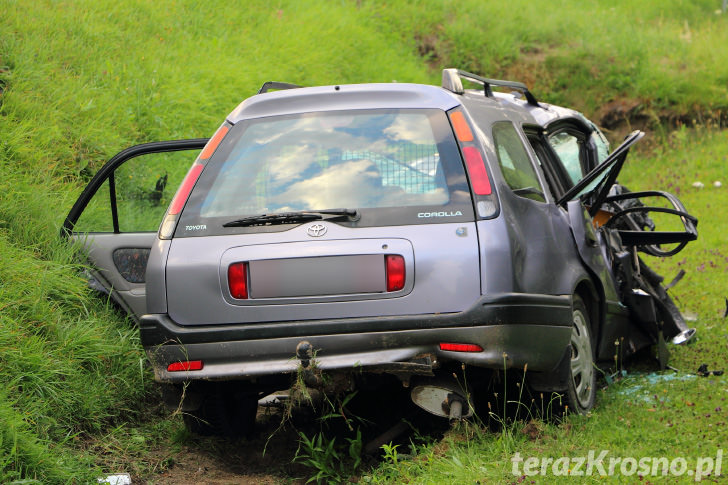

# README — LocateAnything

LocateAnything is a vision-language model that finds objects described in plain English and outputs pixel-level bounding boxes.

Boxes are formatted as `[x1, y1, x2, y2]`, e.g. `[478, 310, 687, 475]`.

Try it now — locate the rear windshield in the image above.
[177, 108, 473, 236]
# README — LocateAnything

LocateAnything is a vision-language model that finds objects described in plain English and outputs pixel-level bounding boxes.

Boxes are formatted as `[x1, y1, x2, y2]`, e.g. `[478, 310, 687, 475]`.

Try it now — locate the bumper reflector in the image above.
[439, 343, 483, 352]
[167, 360, 204, 372]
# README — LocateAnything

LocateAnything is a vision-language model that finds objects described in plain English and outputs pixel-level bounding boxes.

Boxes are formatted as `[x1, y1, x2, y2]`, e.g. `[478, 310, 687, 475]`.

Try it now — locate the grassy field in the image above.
[1, 0, 727, 482]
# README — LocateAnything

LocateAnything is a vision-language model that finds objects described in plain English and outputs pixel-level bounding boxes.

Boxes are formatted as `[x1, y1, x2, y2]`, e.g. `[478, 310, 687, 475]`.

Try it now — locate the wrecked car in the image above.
[62, 69, 697, 434]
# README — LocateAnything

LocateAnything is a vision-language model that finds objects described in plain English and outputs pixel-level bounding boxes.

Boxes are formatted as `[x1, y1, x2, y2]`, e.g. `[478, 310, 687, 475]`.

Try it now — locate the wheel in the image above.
[183, 383, 258, 437]
[564, 295, 596, 414]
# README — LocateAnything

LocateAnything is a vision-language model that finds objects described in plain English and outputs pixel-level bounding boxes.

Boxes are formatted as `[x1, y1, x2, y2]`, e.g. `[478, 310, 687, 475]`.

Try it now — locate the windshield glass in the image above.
[177, 109, 473, 236]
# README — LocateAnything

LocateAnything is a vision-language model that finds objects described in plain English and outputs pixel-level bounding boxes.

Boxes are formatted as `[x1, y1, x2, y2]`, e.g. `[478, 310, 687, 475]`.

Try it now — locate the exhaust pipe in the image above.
[410, 378, 473, 421]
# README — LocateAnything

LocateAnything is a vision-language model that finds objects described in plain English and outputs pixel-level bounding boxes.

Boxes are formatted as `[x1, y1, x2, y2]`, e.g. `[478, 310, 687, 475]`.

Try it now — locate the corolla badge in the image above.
[307, 223, 327, 237]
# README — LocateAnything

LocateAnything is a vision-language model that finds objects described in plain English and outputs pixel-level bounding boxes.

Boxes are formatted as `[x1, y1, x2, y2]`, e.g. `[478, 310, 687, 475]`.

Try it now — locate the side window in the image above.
[74, 151, 195, 233]
[548, 132, 586, 186]
[492, 122, 546, 202]
[590, 130, 610, 165]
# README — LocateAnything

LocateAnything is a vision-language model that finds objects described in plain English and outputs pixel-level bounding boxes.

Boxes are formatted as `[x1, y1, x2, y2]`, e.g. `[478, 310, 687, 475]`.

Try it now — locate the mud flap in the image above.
[526, 344, 571, 393]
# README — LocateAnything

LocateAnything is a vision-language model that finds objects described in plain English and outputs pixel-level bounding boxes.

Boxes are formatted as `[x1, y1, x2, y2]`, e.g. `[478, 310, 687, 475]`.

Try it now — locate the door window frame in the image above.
[62, 139, 209, 237]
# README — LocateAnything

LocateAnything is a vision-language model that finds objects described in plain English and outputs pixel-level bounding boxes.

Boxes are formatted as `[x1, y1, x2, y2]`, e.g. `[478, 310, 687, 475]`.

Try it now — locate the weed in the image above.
[292, 389, 365, 483]
[380, 442, 400, 466]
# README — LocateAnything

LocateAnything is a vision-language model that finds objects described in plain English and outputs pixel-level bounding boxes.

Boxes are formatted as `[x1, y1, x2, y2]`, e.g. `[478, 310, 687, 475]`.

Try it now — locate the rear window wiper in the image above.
[222, 209, 358, 228]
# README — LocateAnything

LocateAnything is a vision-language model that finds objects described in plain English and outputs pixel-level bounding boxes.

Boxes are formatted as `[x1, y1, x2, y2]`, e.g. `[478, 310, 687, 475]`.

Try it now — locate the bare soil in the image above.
[120, 384, 447, 484]
[137, 406, 314, 484]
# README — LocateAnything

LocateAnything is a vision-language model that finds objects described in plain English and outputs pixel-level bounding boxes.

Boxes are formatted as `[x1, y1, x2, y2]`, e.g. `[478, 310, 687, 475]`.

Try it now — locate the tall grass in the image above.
[0, 235, 149, 482]
[364, 0, 728, 117]
[1, 0, 727, 481]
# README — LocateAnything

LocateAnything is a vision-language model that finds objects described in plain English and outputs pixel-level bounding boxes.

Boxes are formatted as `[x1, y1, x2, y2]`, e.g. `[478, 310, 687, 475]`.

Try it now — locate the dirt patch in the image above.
[135, 408, 310, 484]
[596, 98, 728, 144]
[501, 47, 556, 93]
[116, 383, 449, 484]
[597, 98, 646, 131]
[145, 445, 294, 485]
[415, 28, 448, 71]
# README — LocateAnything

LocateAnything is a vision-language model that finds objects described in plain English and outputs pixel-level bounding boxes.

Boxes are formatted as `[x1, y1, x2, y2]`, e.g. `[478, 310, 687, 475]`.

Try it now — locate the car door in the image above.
[62, 139, 208, 320]
[479, 120, 591, 297]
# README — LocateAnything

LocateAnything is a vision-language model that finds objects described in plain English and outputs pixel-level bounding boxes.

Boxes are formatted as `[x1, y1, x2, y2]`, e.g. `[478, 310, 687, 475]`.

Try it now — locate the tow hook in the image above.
[296, 340, 313, 368]
[296, 340, 322, 387]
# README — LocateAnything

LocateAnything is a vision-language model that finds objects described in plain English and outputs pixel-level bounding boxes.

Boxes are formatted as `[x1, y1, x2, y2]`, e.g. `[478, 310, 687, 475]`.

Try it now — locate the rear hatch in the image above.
[166, 108, 482, 325]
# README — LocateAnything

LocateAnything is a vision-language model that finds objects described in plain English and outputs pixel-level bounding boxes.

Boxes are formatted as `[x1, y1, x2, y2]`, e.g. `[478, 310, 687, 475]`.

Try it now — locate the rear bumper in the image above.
[140, 293, 573, 383]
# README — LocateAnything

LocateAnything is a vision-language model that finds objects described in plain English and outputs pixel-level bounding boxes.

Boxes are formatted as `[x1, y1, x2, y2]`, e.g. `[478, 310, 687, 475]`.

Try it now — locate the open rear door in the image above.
[62, 139, 207, 320]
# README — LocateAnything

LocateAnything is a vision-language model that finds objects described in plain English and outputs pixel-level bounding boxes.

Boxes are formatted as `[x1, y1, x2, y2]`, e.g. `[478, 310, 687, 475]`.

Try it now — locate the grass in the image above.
[0, 0, 727, 482]
[363, 0, 728, 119]
[0, 236, 150, 482]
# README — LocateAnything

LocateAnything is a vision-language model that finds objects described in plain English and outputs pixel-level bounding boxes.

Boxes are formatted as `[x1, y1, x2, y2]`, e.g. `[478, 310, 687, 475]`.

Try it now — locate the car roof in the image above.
[226, 70, 595, 134]
[226, 83, 463, 123]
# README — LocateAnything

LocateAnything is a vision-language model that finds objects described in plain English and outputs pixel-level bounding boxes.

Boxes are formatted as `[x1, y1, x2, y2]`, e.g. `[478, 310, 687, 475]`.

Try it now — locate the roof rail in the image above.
[442, 68, 540, 107]
[257, 81, 302, 94]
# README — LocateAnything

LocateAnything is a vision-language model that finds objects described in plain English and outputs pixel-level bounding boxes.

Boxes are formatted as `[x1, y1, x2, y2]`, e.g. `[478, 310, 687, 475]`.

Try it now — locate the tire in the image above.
[564, 295, 596, 414]
[183, 383, 258, 437]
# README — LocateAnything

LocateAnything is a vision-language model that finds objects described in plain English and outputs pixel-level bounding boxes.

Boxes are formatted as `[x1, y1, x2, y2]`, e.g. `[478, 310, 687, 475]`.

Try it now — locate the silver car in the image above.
[64, 70, 697, 435]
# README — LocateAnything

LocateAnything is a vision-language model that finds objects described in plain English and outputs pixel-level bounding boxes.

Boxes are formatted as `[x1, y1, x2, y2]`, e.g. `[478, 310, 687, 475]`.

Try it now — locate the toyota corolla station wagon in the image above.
[64, 70, 697, 435]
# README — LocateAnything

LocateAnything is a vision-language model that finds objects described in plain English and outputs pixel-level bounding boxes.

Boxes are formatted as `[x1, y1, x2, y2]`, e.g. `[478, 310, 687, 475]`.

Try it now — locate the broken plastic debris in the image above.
[692, 181, 705, 188]
[697, 364, 724, 377]
[98, 474, 131, 485]
[683, 311, 698, 322]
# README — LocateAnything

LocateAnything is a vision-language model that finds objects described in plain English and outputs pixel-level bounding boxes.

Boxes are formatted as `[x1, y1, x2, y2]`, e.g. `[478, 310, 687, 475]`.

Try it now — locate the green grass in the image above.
[1, 0, 727, 482]
[362, 0, 728, 118]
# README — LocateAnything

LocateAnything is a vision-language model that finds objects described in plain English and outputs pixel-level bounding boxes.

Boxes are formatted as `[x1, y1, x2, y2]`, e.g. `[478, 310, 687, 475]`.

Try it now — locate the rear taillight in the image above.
[159, 162, 205, 239]
[158, 124, 230, 240]
[439, 343, 483, 352]
[170, 124, 230, 214]
[462, 146, 491, 195]
[167, 360, 204, 372]
[385, 255, 405, 292]
[199, 124, 229, 160]
[448, 107, 497, 218]
[228, 262, 249, 299]
[450, 111, 474, 142]
[168, 163, 204, 215]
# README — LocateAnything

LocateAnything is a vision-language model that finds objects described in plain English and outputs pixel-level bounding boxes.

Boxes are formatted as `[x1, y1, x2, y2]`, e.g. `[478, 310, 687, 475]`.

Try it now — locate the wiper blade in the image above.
[222, 209, 358, 228]
[223, 212, 322, 227]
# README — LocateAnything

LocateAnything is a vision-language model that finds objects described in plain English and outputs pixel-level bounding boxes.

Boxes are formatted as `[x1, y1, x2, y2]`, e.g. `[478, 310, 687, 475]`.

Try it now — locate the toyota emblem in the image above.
[307, 223, 327, 237]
